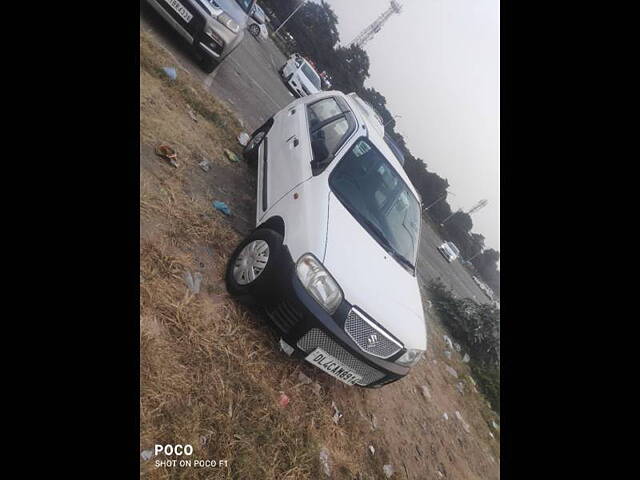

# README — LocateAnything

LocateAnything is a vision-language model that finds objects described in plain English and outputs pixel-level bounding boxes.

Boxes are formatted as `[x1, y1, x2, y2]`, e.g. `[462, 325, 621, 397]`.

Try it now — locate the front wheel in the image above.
[249, 23, 261, 37]
[225, 228, 284, 302]
[196, 47, 218, 73]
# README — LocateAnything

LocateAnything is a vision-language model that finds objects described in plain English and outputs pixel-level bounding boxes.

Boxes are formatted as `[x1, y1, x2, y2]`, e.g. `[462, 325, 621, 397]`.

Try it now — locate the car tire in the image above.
[249, 23, 261, 37]
[196, 48, 218, 73]
[243, 118, 273, 165]
[225, 228, 284, 303]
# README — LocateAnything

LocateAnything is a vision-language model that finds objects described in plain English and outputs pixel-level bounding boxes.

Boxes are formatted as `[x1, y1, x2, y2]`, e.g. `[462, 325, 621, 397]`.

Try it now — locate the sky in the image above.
[315, 0, 500, 254]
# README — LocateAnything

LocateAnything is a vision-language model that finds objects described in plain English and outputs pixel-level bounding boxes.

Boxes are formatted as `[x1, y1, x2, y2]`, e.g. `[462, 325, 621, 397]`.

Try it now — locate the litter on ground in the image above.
[155, 144, 179, 168]
[278, 392, 290, 407]
[319, 447, 331, 477]
[198, 159, 211, 172]
[187, 105, 198, 122]
[331, 401, 343, 424]
[213, 201, 231, 216]
[140, 449, 154, 461]
[237, 132, 250, 146]
[184, 271, 203, 294]
[224, 149, 240, 163]
[161, 67, 177, 80]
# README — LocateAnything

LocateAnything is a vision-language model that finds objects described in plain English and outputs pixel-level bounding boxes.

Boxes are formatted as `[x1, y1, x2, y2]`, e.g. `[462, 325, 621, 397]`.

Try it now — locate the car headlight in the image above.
[296, 254, 343, 314]
[218, 12, 240, 33]
[396, 349, 424, 367]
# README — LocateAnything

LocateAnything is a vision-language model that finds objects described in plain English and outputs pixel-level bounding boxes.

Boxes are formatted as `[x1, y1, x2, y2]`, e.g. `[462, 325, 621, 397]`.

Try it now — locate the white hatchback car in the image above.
[280, 54, 322, 97]
[225, 91, 427, 388]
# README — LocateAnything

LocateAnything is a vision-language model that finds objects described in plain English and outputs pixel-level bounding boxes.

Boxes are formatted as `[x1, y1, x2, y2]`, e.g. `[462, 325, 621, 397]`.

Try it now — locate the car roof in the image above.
[300, 60, 320, 79]
[337, 92, 421, 203]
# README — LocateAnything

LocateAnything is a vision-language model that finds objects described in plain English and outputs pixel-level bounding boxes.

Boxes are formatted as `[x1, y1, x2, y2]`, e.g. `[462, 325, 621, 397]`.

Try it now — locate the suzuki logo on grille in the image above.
[367, 334, 379, 347]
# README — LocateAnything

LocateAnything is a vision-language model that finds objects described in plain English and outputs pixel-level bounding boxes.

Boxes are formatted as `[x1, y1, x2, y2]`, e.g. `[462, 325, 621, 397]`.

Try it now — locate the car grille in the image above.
[265, 299, 302, 334]
[344, 308, 403, 359]
[297, 329, 385, 386]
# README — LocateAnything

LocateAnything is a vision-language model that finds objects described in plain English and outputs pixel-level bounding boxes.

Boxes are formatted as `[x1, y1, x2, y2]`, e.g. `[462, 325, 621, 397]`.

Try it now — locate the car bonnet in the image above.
[322, 193, 428, 351]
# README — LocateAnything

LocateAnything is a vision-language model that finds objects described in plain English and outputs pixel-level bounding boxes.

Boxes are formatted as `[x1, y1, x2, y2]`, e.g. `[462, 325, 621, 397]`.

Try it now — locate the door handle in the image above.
[287, 135, 299, 148]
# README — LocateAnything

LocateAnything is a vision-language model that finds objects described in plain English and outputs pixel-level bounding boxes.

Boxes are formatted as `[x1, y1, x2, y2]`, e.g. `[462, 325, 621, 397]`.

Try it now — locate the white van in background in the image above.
[437, 242, 460, 263]
[280, 54, 323, 97]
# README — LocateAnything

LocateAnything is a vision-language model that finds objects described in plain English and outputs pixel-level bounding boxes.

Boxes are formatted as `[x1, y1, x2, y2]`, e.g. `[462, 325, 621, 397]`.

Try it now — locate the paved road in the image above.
[416, 219, 491, 304]
[140, 7, 492, 306]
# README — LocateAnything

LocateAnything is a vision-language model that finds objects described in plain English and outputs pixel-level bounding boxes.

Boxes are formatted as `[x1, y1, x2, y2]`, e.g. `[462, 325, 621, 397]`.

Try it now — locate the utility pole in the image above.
[463, 249, 483, 263]
[347, 1, 403, 48]
[424, 190, 454, 211]
[466, 199, 488, 216]
[440, 209, 461, 226]
[274, 0, 307, 35]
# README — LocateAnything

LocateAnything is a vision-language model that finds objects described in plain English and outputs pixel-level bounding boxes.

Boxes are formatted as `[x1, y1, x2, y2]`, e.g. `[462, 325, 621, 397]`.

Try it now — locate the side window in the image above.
[310, 117, 350, 164]
[307, 98, 342, 130]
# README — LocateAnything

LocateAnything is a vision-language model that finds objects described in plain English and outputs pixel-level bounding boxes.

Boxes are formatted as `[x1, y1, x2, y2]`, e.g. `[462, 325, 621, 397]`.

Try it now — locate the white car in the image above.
[280, 54, 322, 97]
[225, 91, 427, 388]
[437, 242, 460, 263]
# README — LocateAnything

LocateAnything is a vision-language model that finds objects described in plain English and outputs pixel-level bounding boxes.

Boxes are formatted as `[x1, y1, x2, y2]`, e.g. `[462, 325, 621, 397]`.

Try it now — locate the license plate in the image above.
[305, 348, 363, 386]
[163, 0, 193, 22]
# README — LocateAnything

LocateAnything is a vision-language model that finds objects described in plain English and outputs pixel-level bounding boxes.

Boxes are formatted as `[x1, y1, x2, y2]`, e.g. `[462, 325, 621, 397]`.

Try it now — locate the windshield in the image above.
[234, 0, 254, 13]
[301, 63, 322, 90]
[329, 137, 421, 268]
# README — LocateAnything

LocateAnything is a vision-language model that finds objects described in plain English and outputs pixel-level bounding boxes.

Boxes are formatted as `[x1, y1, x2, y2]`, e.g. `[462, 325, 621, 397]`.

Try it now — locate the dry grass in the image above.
[140, 32, 244, 168]
[139, 168, 371, 480]
[139, 30, 375, 479]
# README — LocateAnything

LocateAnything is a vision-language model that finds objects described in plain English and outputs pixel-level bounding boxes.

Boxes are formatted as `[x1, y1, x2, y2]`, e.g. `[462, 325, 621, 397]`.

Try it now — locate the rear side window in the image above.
[306, 97, 355, 172]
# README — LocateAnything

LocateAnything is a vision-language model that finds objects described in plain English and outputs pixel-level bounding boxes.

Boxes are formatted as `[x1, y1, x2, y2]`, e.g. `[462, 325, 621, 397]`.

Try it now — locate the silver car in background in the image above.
[144, 0, 256, 72]
[248, 3, 268, 39]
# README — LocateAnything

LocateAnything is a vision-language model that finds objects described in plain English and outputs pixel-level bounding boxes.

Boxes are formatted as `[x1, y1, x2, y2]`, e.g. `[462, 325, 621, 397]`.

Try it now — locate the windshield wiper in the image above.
[389, 250, 415, 273]
[358, 215, 392, 250]
[358, 215, 415, 273]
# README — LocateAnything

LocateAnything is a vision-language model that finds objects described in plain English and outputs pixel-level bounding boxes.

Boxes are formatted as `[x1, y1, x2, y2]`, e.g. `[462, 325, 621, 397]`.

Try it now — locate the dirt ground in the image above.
[140, 30, 499, 480]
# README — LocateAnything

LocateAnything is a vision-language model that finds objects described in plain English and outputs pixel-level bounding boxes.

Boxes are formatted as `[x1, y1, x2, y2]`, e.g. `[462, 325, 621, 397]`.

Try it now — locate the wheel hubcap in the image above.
[233, 240, 270, 285]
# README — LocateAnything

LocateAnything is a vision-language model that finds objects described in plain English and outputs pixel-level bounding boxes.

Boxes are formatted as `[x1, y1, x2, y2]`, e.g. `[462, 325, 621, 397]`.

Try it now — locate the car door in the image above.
[265, 96, 354, 212]
[264, 99, 312, 209]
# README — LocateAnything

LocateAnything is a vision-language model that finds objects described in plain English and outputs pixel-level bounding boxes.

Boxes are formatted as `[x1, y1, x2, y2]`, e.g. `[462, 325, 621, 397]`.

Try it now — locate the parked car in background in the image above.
[226, 90, 427, 388]
[144, 0, 256, 73]
[248, 3, 268, 39]
[437, 242, 460, 263]
[320, 71, 333, 90]
[280, 54, 323, 97]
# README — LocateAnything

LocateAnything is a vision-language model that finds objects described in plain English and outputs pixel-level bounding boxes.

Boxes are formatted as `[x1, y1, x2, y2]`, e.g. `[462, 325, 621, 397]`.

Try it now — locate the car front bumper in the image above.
[145, 0, 240, 60]
[263, 247, 410, 388]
